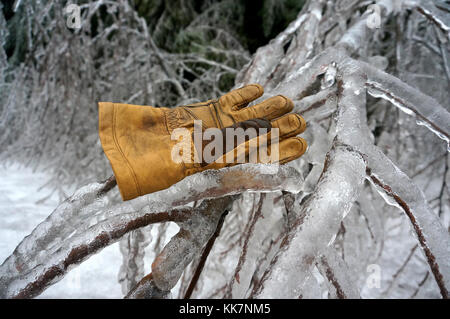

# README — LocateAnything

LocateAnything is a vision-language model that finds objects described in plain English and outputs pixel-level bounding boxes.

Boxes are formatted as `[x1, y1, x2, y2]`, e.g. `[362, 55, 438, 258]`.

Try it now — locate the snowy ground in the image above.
[0, 163, 123, 298]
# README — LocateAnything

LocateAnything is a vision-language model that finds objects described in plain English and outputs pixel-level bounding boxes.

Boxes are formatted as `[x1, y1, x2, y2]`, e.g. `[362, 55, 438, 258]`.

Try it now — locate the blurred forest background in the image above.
[0, 0, 305, 197]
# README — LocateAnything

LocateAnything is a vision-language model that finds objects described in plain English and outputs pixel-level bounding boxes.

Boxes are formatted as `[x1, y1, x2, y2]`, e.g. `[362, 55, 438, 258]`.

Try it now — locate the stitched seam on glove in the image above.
[211, 102, 224, 128]
[162, 108, 171, 135]
[164, 108, 178, 132]
[231, 84, 262, 111]
[219, 103, 237, 125]
[183, 102, 211, 108]
[112, 104, 142, 196]
[206, 102, 219, 128]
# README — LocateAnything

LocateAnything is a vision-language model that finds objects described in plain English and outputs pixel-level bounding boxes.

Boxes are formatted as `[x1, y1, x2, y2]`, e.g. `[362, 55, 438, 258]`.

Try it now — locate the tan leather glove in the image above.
[98, 84, 307, 201]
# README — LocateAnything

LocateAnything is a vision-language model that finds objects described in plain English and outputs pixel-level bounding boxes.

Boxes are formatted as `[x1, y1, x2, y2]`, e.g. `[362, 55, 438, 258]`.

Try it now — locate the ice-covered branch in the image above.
[183, 209, 229, 299]
[118, 228, 152, 294]
[252, 143, 367, 298]
[126, 197, 232, 299]
[124, 273, 171, 299]
[294, 86, 338, 121]
[366, 170, 450, 298]
[3, 0, 449, 300]
[316, 248, 360, 299]
[0, 164, 301, 298]
[413, 0, 450, 40]
[337, 64, 450, 299]
[0, 206, 189, 299]
[358, 60, 450, 148]
[152, 196, 234, 292]
[0, 175, 118, 297]
[225, 194, 266, 298]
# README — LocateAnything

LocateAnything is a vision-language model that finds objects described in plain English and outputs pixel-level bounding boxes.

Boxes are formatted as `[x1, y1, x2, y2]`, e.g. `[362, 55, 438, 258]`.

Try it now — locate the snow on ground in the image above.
[0, 163, 123, 298]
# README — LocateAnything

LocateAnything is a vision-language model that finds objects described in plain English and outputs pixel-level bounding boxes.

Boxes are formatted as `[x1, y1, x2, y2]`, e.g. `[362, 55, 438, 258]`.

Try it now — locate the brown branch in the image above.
[151, 196, 234, 292]
[415, 5, 450, 40]
[317, 256, 346, 299]
[184, 210, 229, 299]
[124, 273, 170, 299]
[438, 154, 448, 217]
[367, 168, 448, 299]
[97, 175, 117, 196]
[381, 244, 419, 297]
[12, 207, 191, 299]
[410, 272, 430, 299]
[225, 194, 265, 298]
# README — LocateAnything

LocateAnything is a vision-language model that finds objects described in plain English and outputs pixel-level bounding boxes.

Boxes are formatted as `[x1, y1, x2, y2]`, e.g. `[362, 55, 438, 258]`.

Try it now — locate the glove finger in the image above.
[203, 133, 307, 169]
[270, 113, 307, 140]
[277, 137, 308, 164]
[219, 84, 264, 111]
[235, 95, 294, 122]
[246, 136, 307, 165]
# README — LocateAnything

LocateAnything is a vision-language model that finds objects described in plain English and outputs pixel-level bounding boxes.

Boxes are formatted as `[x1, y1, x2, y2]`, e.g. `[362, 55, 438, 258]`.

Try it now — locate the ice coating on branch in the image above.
[359, 60, 450, 150]
[235, 44, 284, 88]
[338, 67, 450, 297]
[338, 18, 369, 54]
[275, 47, 348, 99]
[225, 193, 287, 298]
[300, 272, 323, 298]
[0, 164, 301, 298]
[316, 247, 360, 298]
[241, 0, 326, 92]
[152, 197, 233, 291]
[322, 62, 337, 89]
[255, 60, 450, 298]
[413, 0, 450, 40]
[0, 180, 110, 279]
[254, 145, 367, 298]
[13, 0, 22, 12]
[300, 122, 333, 194]
[118, 227, 153, 294]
